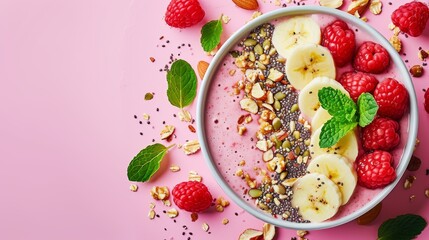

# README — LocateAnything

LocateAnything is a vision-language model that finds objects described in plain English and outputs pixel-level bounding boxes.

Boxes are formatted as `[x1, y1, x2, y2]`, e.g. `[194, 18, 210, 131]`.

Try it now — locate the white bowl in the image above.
[196, 6, 418, 230]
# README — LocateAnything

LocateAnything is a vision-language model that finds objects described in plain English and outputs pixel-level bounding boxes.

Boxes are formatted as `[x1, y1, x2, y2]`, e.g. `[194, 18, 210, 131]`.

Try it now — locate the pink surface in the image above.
[0, 0, 428, 239]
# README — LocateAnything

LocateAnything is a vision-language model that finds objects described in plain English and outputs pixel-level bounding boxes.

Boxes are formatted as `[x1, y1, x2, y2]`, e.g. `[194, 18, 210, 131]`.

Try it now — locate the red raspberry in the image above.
[165, 0, 205, 28]
[172, 181, 212, 212]
[356, 151, 396, 189]
[339, 71, 378, 101]
[391, 1, 429, 37]
[362, 117, 400, 151]
[374, 78, 409, 120]
[353, 41, 390, 74]
[425, 88, 429, 113]
[322, 20, 356, 67]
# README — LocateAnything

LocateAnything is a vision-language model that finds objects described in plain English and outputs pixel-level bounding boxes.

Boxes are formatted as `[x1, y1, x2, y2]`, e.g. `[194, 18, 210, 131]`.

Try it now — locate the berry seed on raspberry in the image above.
[374, 78, 409, 120]
[322, 20, 356, 67]
[353, 41, 390, 74]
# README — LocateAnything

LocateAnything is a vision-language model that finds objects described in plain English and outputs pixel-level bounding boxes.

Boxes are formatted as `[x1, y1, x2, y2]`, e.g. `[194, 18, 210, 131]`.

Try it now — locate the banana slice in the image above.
[311, 107, 332, 131]
[309, 126, 359, 162]
[272, 16, 321, 59]
[291, 173, 342, 222]
[298, 76, 348, 120]
[286, 45, 336, 90]
[307, 154, 357, 205]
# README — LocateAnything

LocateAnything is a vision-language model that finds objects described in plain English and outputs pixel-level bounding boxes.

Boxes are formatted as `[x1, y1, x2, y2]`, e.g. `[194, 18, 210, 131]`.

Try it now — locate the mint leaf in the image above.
[201, 19, 223, 52]
[127, 144, 171, 182]
[319, 117, 357, 148]
[357, 93, 378, 127]
[167, 59, 197, 109]
[378, 214, 427, 240]
[318, 87, 356, 121]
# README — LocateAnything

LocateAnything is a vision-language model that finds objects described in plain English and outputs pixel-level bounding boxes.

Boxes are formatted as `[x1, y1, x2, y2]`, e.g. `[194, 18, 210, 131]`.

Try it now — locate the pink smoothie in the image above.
[203, 13, 410, 223]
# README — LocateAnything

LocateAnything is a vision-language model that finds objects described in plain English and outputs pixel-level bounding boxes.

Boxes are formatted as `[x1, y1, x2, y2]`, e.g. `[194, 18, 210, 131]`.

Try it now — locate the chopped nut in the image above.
[149, 202, 155, 209]
[237, 125, 247, 135]
[425, 189, 429, 198]
[235, 168, 244, 178]
[143, 113, 150, 120]
[215, 204, 224, 212]
[166, 208, 179, 218]
[244, 173, 256, 188]
[202, 223, 210, 232]
[418, 50, 429, 60]
[263, 223, 276, 240]
[251, 83, 266, 100]
[150, 186, 170, 200]
[389, 35, 401, 52]
[229, 69, 236, 76]
[191, 212, 198, 222]
[178, 109, 192, 122]
[160, 125, 175, 140]
[189, 171, 203, 182]
[183, 140, 200, 155]
[297, 230, 308, 238]
[256, 140, 269, 151]
[129, 184, 138, 192]
[245, 115, 253, 123]
[222, 218, 229, 225]
[410, 65, 424, 77]
[216, 196, 230, 207]
[162, 199, 171, 207]
[221, 14, 231, 24]
[404, 175, 416, 189]
[388, 22, 396, 30]
[263, 149, 274, 162]
[145, 92, 154, 100]
[239, 160, 246, 166]
[169, 164, 180, 172]
[319, 0, 343, 9]
[393, 26, 400, 36]
[149, 57, 155, 62]
[369, 0, 382, 15]
[240, 98, 258, 114]
[347, 0, 369, 15]
[188, 125, 196, 133]
[251, 11, 262, 20]
[148, 209, 156, 219]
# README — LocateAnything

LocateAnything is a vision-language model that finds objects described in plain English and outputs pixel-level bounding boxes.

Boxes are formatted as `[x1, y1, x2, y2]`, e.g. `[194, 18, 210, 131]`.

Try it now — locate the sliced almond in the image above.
[202, 223, 210, 232]
[319, 0, 343, 9]
[369, 0, 382, 15]
[148, 209, 156, 219]
[251, 83, 266, 100]
[267, 68, 284, 82]
[238, 229, 263, 240]
[240, 98, 258, 114]
[183, 140, 200, 155]
[256, 140, 268, 151]
[265, 91, 274, 104]
[178, 109, 192, 122]
[232, 0, 259, 10]
[160, 125, 175, 140]
[129, 184, 138, 192]
[166, 208, 179, 218]
[347, 0, 369, 15]
[263, 223, 276, 240]
[262, 149, 274, 162]
[197, 61, 209, 80]
[245, 69, 262, 82]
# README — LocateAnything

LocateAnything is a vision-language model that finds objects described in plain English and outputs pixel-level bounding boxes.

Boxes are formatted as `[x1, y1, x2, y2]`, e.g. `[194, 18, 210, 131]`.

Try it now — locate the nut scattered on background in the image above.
[183, 140, 201, 155]
[319, 0, 343, 9]
[170, 164, 181, 172]
[403, 175, 416, 190]
[148, 209, 156, 219]
[178, 109, 192, 122]
[129, 184, 138, 192]
[232, 0, 259, 10]
[166, 208, 179, 218]
[202, 223, 210, 232]
[347, 0, 369, 15]
[160, 125, 175, 140]
[369, 0, 382, 15]
[197, 61, 209, 80]
[410, 65, 424, 77]
[150, 186, 170, 200]
[389, 35, 401, 52]
[418, 50, 428, 60]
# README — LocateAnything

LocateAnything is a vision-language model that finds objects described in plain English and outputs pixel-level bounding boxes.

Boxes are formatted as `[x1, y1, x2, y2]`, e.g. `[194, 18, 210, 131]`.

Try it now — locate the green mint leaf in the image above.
[167, 59, 197, 109]
[378, 214, 427, 240]
[357, 92, 378, 127]
[318, 87, 356, 121]
[201, 19, 223, 52]
[127, 144, 170, 182]
[319, 117, 357, 148]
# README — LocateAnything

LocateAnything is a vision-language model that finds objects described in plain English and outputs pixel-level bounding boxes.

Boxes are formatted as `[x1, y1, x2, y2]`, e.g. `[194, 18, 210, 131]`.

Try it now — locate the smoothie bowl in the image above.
[196, 6, 418, 230]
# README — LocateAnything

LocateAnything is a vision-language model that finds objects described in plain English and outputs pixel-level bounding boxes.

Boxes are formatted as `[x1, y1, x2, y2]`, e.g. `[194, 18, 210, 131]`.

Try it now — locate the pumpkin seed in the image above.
[274, 92, 286, 101]
[244, 38, 257, 46]
[248, 188, 263, 198]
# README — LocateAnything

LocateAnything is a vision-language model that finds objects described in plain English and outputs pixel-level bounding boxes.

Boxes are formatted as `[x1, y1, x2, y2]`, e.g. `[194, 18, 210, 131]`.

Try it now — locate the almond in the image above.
[357, 202, 382, 225]
[347, 0, 369, 15]
[240, 98, 258, 114]
[238, 229, 263, 240]
[197, 61, 209, 80]
[251, 83, 266, 100]
[232, 0, 259, 10]
[263, 223, 276, 240]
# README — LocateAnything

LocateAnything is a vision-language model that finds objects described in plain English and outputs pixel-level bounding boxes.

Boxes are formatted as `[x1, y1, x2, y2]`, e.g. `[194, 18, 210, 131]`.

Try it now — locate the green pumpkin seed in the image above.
[274, 92, 286, 101]
[254, 44, 263, 55]
[244, 38, 257, 46]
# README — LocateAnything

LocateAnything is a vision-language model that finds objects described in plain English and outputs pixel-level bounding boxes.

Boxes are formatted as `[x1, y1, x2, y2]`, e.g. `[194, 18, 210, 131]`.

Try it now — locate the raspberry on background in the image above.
[322, 20, 356, 67]
[373, 78, 409, 120]
[172, 181, 213, 212]
[362, 117, 400, 151]
[391, 1, 429, 37]
[165, 0, 205, 28]
[339, 71, 378, 102]
[356, 151, 396, 189]
[353, 41, 390, 74]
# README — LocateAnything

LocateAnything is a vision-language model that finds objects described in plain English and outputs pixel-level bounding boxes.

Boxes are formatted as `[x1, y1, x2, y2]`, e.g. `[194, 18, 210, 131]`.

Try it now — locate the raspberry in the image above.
[362, 117, 400, 151]
[425, 88, 429, 113]
[172, 181, 212, 212]
[356, 151, 396, 189]
[391, 1, 429, 37]
[165, 0, 205, 28]
[339, 71, 378, 102]
[321, 20, 356, 67]
[374, 78, 409, 120]
[353, 41, 390, 74]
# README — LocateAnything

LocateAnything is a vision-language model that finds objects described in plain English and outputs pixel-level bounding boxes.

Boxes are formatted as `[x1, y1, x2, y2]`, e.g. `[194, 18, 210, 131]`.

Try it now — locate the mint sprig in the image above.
[167, 59, 197, 109]
[201, 19, 223, 52]
[318, 87, 378, 148]
[127, 144, 174, 182]
[378, 214, 427, 240]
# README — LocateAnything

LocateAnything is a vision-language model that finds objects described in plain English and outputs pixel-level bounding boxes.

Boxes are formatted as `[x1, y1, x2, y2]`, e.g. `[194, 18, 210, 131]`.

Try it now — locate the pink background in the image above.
[0, 0, 428, 239]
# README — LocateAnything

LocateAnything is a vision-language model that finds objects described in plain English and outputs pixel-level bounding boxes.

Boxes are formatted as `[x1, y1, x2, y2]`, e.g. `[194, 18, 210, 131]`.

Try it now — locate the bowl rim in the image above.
[196, 6, 418, 230]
